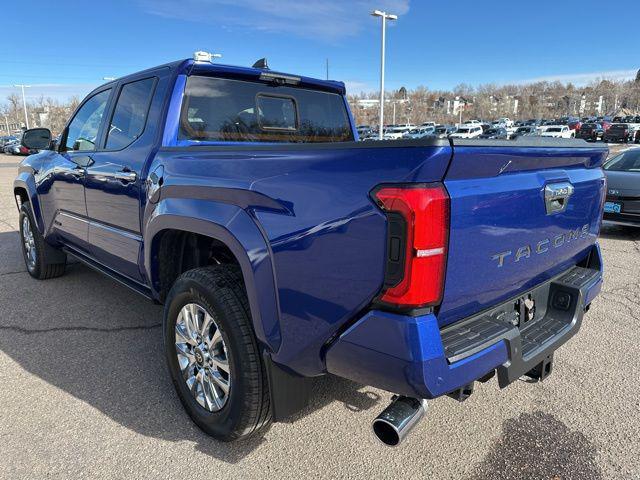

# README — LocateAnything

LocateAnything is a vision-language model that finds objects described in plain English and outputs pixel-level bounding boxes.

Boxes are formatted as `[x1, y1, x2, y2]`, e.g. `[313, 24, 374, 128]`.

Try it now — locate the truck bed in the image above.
[154, 137, 607, 376]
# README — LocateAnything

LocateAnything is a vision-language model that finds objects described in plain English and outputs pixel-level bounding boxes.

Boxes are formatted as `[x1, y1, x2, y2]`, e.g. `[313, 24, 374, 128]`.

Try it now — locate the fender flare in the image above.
[13, 173, 44, 234]
[144, 197, 281, 352]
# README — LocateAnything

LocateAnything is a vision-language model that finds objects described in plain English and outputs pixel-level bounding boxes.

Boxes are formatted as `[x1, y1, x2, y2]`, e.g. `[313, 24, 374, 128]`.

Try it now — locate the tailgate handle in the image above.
[544, 182, 574, 215]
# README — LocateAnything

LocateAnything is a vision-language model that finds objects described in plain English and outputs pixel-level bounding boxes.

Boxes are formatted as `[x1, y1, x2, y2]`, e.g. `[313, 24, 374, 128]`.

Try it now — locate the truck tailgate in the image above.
[438, 139, 607, 327]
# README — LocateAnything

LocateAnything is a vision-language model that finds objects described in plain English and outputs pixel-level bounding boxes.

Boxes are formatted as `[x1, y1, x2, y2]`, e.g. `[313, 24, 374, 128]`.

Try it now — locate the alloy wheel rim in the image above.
[175, 303, 231, 412]
[22, 216, 36, 270]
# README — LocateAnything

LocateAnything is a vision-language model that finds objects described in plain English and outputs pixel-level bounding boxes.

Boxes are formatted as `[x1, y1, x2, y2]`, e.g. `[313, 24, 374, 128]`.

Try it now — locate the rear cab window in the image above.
[610, 124, 627, 131]
[178, 76, 354, 143]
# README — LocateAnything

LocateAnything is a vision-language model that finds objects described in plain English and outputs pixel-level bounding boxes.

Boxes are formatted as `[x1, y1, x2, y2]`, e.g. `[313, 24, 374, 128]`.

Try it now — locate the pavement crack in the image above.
[0, 219, 16, 230]
[0, 323, 162, 335]
[0, 269, 28, 276]
[598, 293, 639, 319]
[602, 280, 640, 296]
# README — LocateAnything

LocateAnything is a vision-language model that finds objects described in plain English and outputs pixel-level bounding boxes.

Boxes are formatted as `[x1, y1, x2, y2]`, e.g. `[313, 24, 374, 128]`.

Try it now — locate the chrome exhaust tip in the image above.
[372, 396, 428, 447]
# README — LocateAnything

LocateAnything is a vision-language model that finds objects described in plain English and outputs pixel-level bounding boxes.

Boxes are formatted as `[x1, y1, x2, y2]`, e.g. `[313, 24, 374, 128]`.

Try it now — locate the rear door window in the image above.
[179, 76, 353, 143]
[106, 77, 156, 150]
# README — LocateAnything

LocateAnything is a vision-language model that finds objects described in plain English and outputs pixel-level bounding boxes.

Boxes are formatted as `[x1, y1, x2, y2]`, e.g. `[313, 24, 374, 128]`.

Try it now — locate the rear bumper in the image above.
[603, 213, 640, 227]
[325, 244, 603, 399]
[603, 135, 629, 142]
[577, 133, 599, 140]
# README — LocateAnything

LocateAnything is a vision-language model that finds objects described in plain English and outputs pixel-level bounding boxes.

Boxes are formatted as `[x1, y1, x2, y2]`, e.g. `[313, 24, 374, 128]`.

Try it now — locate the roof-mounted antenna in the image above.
[252, 58, 269, 70]
[193, 51, 222, 63]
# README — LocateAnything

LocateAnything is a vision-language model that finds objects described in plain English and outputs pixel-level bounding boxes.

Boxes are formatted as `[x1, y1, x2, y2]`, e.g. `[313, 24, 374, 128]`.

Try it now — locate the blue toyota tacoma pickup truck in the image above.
[15, 54, 606, 446]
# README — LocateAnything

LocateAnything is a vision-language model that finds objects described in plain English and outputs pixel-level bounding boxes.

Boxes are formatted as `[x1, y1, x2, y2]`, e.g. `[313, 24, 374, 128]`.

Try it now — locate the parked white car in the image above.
[450, 125, 483, 139]
[539, 125, 575, 139]
[497, 117, 514, 128]
[383, 126, 413, 140]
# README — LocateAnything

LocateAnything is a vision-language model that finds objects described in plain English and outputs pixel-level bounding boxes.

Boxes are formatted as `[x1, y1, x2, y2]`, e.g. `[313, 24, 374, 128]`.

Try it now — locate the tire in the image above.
[18, 202, 66, 279]
[163, 265, 271, 441]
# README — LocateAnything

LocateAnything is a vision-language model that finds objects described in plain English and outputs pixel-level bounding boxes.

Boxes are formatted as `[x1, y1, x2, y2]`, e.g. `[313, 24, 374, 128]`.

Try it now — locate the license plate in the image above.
[604, 202, 622, 213]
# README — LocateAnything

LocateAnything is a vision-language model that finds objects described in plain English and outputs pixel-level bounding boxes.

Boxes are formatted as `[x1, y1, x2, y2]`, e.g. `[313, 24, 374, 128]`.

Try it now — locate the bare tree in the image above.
[349, 75, 640, 126]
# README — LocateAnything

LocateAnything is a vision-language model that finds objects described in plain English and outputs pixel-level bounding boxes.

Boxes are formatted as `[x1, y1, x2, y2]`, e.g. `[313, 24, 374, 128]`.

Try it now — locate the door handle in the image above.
[114, 170, 137, 183]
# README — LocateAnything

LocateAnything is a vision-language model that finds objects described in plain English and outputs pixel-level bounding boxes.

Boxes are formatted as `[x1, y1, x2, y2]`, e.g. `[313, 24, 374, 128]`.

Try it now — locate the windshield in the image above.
[547, 127, 562, 132]
[456, 128, 470, 133]
[179, 75, 353, 143]
[604, 150, 640, 172]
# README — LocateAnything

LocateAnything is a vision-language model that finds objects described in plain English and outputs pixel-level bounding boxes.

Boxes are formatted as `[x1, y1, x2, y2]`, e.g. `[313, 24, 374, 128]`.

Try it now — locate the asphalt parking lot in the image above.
[0, 152, 638, 479]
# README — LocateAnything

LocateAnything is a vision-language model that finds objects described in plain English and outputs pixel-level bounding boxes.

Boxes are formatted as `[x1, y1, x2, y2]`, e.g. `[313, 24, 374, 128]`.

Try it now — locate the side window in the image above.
[65, 89, 111, 151]
[106, 77, 156, 150]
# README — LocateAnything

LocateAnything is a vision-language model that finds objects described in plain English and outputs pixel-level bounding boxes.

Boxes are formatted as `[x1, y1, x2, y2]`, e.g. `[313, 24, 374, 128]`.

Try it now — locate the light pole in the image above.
[13, 84, 31, 129]
[371, 9, 397, 139]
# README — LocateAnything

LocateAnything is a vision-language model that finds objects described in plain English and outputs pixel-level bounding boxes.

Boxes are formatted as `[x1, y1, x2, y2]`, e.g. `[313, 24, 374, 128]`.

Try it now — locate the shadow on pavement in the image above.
[0, 231, 379, 463]
[599, 223, 640, 240]
[471, 411, 603, 480]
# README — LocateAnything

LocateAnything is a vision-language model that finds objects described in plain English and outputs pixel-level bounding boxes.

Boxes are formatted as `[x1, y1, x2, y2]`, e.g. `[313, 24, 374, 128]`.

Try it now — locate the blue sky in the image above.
[2, 0, 639, 103]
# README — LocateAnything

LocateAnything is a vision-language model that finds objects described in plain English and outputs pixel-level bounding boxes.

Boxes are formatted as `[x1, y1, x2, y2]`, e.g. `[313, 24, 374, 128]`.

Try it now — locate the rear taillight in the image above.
[373, 184, 450, 309]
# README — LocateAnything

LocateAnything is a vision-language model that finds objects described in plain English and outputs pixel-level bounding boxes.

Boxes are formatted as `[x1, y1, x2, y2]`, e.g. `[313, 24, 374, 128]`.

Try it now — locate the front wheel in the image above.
[19, 203, 66, 279]
[163, 265, 271, 441]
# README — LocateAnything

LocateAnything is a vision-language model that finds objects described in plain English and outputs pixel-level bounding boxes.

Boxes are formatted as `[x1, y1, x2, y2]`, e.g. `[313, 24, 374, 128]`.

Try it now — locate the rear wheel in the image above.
[19, 203, 66, 279]
[163, 265, 271, 441]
